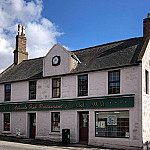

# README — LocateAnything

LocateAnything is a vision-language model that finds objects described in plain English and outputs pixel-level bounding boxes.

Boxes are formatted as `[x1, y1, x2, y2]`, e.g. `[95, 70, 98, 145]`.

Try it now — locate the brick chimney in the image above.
[13, 24, 28, 65]
[143, 13, 150, 38]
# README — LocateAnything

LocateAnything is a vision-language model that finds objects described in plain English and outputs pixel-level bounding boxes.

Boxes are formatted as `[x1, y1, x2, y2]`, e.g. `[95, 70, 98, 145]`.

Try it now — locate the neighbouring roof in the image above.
[0, 37, 147, 84]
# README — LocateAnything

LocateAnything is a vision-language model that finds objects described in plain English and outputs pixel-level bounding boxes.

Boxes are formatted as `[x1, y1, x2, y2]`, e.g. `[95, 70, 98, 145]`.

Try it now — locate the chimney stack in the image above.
[14, 24, 28, 65]
[143, 13, 150, 38]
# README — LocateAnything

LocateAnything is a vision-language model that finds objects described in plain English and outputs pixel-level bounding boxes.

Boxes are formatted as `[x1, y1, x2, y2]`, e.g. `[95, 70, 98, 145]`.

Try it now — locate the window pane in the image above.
[6, 84, 11, 90]
[52, 113, 60, 121]
[4, 113, 10, 131]
[52, 112, 60, 132]
[53, 88, 60, 98]
[30, 92, 36, 99]
[109, 71, 119, 82]
[109, 72, 113, 81]
[53, 79, 60, 87]
[5, 94, 11, 101]
[52, 122, 60, 132]
[96, 111, 129, 138]
[109, 82, 120, 94]
[81, 114, 88, 127]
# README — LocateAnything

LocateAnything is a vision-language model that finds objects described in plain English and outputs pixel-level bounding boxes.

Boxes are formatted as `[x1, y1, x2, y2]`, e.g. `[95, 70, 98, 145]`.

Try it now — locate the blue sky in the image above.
[0, 0, 149, 71]
[42, 0, 149, 50]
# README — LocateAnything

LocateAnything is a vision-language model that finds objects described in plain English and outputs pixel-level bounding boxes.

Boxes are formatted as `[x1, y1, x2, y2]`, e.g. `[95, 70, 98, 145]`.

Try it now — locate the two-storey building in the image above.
[0, 14, 150, 149]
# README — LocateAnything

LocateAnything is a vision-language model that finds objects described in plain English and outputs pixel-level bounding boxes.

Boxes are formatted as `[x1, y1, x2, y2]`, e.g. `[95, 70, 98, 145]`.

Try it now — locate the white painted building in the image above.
[0, 14, 150, 149]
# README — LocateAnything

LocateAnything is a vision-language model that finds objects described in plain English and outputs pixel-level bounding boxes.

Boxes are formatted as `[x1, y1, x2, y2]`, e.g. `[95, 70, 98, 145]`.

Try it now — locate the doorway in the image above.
[29, 113, 36, 138]
[79, 111, 89, 143]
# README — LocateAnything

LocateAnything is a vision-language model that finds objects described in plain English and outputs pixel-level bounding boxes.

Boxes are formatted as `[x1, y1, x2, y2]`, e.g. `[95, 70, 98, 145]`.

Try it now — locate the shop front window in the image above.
[4, 113, 10, 131]
[95, 111, 129, 138]
[51, 112, 60, 132]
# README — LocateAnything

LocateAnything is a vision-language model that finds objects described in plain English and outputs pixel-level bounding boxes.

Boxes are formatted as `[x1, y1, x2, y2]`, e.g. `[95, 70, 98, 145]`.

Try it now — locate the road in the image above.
[0, 140, 109, 150]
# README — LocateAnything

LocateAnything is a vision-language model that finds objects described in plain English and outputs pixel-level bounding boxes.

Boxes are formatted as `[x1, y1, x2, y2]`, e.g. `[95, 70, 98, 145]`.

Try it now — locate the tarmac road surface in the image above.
[0, 140, 110, 150]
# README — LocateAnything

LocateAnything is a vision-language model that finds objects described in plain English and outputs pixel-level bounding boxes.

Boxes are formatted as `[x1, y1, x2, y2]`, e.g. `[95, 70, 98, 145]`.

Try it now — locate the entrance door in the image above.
[79, 112, 89, 143]
[30, 113, 36, 138]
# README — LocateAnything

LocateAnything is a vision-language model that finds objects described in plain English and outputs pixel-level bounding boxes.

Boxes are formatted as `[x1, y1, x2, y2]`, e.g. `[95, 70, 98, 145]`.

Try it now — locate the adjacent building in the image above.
[0, 14, 150, 149]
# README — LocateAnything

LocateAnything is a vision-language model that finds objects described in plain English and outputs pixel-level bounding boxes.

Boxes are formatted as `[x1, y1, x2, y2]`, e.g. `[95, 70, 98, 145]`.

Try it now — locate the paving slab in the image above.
[0, 135, 114, 150]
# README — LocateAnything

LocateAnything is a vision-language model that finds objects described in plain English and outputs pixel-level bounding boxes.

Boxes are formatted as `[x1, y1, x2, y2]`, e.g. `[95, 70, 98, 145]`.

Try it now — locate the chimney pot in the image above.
[18, 24, 21, 36]
[21, 26, 25, 36]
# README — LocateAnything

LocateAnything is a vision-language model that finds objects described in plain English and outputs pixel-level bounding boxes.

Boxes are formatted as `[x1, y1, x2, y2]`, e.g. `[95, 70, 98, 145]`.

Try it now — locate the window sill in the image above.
[52, 97, 61, 99]
[49, 132, 61, 136]
[108, 92, 120, 95]
[95, 135, 130, 139]
[2, 131, 11, 134]
[77, 95, 88, 97]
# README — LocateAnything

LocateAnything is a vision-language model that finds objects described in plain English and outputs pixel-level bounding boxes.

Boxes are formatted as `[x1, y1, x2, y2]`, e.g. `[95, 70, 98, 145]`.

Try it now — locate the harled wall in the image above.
[0, 65, 143, 149]
[142, 40, 150, 143]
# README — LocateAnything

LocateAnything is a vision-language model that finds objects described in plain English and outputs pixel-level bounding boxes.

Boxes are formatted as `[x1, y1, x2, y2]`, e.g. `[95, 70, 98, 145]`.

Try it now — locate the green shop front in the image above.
[0, 94, 134, 144]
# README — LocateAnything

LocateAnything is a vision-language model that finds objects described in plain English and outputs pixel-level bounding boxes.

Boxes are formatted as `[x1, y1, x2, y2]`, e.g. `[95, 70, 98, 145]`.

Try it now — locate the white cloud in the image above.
[26, 19, 63, 58]
[0, 0, 63, 72]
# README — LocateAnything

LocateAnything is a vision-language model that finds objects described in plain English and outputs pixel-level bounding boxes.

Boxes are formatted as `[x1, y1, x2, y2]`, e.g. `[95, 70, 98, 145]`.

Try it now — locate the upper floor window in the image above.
[146, 70, 149, 94]
[108, 70, 120, 94]
[4, 113, 10, 131]
[78, 74, 88, 96]
[52, 78, 61, 98]
[5, 84, 11, 101]
[29, 81, 36, 100]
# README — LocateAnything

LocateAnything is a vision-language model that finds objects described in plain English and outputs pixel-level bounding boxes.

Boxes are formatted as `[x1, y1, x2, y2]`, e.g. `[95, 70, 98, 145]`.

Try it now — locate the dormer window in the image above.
[71, 54, 81, 69]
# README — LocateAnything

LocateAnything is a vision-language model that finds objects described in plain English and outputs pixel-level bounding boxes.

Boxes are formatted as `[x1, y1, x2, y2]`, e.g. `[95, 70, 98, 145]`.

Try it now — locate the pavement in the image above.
[0, 135, 114, 150]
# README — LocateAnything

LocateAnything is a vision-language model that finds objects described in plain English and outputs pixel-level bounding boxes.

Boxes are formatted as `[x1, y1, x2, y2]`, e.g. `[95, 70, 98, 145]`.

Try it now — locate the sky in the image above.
[0, 0, 150, 72]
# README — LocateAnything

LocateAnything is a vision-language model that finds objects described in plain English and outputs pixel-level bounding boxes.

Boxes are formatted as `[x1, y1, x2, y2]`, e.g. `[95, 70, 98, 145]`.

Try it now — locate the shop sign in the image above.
[0, 95, 134, 112]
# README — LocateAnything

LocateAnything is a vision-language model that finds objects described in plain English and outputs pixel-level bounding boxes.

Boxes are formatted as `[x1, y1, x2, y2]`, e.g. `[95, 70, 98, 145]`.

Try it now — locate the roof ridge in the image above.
[72, 37, 143, 52]
[22, 56, 44, 62]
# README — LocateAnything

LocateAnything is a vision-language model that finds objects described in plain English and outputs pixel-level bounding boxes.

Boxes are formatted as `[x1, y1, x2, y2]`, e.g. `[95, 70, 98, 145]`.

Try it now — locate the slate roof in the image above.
[0, 57, 43, 83]
[72, 37, 146, 73]
[0, 37, 147, 84]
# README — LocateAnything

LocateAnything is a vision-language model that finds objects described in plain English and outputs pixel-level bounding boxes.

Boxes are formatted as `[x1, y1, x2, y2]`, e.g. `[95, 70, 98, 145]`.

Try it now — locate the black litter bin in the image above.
[62, 129, 70, 144]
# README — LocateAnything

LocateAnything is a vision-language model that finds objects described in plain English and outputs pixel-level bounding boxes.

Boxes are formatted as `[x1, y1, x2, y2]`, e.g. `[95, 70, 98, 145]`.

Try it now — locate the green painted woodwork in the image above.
[0, 95, 134, 112]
